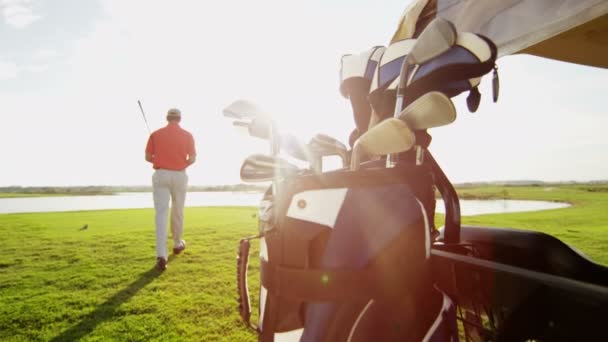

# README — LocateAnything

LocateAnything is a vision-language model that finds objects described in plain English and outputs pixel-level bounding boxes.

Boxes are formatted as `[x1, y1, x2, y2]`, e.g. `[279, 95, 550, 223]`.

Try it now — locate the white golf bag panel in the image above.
[285, 188, 348, 227]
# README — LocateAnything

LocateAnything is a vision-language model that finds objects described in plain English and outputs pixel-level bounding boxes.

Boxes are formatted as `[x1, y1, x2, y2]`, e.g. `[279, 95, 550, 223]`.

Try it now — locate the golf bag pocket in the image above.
[246, 166, 456, 341]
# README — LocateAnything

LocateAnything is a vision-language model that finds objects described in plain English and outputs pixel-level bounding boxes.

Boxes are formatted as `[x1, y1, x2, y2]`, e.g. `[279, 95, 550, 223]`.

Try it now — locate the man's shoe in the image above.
[173, 240, 186, 255]
[156, 257, 167, 271]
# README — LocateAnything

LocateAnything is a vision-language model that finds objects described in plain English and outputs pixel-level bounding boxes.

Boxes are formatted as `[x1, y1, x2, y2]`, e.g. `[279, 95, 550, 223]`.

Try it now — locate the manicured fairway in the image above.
[0, 185, 606, 341]
[0, 207, 261, 341]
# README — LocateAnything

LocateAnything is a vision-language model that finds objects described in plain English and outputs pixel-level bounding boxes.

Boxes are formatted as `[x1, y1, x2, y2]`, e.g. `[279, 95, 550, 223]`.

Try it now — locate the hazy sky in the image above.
[1, 0, 607, 186]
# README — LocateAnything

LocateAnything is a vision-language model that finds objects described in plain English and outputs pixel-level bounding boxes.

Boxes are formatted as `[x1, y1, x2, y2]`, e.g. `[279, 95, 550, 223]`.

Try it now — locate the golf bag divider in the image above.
[254, 163, 458, 341]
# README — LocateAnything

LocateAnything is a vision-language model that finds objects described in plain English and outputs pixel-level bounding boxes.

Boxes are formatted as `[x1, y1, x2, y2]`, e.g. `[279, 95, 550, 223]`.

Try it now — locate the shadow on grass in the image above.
[50, 255, 175, 342]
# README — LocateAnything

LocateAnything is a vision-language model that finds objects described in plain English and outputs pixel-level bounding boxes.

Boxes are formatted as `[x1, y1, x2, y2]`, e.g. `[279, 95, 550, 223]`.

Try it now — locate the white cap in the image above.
[167, 108, 181, 118]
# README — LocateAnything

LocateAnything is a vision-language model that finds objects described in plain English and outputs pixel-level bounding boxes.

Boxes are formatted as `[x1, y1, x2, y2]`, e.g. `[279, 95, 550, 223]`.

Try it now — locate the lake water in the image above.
[0, 192, 570, 215]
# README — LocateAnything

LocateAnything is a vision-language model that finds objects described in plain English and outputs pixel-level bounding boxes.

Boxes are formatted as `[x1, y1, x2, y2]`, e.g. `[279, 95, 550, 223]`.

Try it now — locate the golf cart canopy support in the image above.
[392, 0, 608, 69]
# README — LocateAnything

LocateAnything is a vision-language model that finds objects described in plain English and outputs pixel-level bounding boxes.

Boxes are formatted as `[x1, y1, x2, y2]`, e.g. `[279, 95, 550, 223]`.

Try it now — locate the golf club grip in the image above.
[236, 239, 252, 327]
[137, 100, 151, 134]
[138, 100, 146, 117]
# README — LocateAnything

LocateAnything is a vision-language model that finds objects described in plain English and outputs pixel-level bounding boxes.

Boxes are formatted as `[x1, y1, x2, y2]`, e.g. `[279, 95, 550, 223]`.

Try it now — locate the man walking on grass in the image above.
[145, 108, 196, 271]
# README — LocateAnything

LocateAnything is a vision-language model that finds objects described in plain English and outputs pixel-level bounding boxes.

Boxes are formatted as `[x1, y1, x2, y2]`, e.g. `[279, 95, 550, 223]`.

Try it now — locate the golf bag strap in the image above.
[404, 35, 498, 104]
[261, 260, 395, 302]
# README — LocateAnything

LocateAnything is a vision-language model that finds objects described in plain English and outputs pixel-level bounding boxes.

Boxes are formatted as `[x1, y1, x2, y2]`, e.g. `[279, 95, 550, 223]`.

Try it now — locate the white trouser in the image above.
[152, 169, 188, 259]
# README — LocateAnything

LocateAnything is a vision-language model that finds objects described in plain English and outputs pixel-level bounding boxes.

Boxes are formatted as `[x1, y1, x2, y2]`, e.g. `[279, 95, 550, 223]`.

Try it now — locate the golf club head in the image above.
[247, 117, 273, 140]
[231, 119, 253, 135]
[309, 134, 350, 167]
[280, 134, 311, 162]
[223, 100, 279, 156]
[350, 118, 415, 170]
[223, 99, 267, 120]
[240, 154, 299, 183]
[398, 91, 456, 130]
[408, 18, 457, 65]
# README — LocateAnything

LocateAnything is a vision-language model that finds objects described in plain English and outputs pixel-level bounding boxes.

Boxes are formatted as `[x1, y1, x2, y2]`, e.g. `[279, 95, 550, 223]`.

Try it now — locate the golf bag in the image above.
[238, 164, 457, 341]
[235, 17, 499, 342]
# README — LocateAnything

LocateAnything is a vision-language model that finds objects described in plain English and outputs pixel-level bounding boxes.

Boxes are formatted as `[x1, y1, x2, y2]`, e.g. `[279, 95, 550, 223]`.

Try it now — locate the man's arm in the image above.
[145, 134, 154, 164]
[187, 153, 196, 166]
[186, 133, 196, 167]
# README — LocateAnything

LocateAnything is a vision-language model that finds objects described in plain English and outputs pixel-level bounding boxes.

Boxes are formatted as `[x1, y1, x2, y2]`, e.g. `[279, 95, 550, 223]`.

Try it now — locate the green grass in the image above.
[0, 185, 606, 340]
[0, 207, 260, 341]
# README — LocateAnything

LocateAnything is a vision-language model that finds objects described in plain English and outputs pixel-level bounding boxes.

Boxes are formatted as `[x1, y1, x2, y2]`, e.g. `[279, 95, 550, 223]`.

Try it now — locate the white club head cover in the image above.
[399, 91, 456, 130]
[409, 18, 457, 65]
[350, 118, 415, 170]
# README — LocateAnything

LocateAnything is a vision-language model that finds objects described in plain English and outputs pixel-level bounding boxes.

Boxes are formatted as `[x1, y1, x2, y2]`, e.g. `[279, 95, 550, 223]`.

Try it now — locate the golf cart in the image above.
[230, 1, 608, 341]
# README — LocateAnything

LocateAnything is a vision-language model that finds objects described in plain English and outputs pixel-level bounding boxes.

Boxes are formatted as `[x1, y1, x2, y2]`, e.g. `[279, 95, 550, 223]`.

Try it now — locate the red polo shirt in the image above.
[146, 122, 196, 170]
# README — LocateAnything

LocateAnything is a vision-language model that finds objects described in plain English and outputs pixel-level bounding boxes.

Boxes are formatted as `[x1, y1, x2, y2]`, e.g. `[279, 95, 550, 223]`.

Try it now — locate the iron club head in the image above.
[240, 154, 300, 183]
[309, 134, 350, 168]
[350, 118, 415, 170]
[398, 91, 456, 130]
[223, 99, 267, 120]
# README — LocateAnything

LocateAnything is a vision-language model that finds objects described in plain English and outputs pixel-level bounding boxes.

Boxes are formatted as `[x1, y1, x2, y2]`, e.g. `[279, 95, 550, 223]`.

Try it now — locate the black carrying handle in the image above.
[236, 238, 257, 331]
[425, 151, 461, 244]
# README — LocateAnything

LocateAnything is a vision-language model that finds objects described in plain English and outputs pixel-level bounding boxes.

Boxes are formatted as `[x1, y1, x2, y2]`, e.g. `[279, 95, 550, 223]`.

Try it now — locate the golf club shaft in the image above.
[387, 58, 409, 167]
[138, 100, 151, 134]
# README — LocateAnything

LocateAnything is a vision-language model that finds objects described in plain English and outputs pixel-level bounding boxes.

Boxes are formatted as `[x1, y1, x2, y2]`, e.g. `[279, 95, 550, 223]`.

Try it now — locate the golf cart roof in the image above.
[391, 0, 608, 69]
